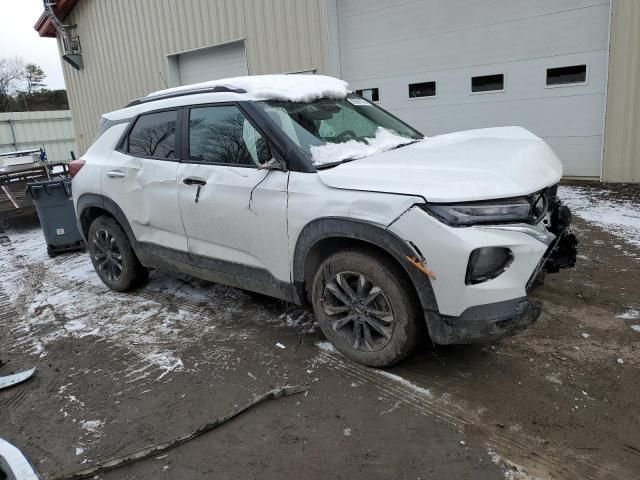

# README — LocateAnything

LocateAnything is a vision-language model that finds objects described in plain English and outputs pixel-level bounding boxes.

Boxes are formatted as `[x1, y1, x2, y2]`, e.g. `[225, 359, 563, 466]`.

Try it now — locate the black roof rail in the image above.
[126, 86, 247, 107]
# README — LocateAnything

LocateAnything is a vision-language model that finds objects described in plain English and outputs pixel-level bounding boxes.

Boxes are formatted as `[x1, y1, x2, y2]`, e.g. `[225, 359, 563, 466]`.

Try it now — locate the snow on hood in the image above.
[311, 127, 415, 166]
[317, 127, 564, 203]
[145, 74, 349, 103]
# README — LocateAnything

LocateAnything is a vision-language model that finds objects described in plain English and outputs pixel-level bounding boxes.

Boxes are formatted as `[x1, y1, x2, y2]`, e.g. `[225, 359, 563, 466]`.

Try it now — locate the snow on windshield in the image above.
[145, 74, 349, 103]
[310, 127, 416, 166]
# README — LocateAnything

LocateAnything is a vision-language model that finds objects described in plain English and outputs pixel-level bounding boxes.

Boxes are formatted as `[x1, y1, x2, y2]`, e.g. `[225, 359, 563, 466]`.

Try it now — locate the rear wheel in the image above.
[87, 215, 148, 292]
[312, 249, 424, 367]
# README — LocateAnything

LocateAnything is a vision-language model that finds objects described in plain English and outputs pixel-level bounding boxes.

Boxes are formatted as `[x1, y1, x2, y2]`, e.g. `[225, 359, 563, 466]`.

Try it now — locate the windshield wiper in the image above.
[391, 139, 421, 151]
[314, 157, 359, 170]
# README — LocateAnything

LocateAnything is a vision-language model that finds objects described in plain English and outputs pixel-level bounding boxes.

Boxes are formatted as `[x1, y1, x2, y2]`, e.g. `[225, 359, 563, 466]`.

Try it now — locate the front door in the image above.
[177, 104, 290, 286]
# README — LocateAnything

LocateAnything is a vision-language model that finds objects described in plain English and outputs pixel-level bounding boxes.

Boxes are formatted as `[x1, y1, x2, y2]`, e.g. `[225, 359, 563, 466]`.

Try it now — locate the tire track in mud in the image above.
[315, 349, 602, 480]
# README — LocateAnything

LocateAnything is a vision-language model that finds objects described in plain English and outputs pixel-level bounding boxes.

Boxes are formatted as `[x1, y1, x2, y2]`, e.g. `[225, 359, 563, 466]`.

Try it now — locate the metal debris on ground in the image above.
[51, 385, 308, 480]
[0, 367, 36, 391]
[0, 437, 40, 480]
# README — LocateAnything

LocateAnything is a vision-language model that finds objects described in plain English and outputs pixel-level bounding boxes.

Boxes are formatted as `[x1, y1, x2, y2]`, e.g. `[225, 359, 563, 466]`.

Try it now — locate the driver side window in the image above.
[188, 105, 271, 166]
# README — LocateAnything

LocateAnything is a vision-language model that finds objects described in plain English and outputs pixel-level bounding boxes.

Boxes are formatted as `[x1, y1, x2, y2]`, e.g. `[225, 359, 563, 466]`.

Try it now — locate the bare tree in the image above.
[0, 57, 24, 111]
[24, 63, 46, 95]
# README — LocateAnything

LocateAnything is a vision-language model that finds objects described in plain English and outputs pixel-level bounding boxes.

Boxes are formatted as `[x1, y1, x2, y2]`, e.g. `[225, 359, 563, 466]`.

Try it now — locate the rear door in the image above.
[101, 109, 187, 252]
[177, 104, 290, 284]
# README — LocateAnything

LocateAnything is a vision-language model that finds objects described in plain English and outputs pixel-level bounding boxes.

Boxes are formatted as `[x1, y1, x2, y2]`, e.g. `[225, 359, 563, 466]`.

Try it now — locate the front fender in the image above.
[292, 217, 438, 313]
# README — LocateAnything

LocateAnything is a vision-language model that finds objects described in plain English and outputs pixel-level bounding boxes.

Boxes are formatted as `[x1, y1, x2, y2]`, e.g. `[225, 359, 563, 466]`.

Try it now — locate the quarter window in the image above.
[188, 106, 271, 166]
[546, 65, 587, 86]
[471, 74, 504, 93]
[409, 81, 436, 98]
[127, 110, 177, 159]
[355, 88, 380, 102]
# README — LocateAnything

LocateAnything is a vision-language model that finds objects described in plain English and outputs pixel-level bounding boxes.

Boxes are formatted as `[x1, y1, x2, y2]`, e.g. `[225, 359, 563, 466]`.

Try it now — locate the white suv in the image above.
[71, 75, 577, 367]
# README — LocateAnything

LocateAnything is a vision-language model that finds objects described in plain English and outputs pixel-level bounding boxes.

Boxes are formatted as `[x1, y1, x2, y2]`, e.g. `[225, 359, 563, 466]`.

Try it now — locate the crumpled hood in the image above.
[317, 127, 563, 202]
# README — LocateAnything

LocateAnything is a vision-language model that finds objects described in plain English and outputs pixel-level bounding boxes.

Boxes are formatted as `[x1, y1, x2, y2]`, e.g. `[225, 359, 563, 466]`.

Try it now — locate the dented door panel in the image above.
[101, 151, 187, 251]
[177, 163, 290, 280]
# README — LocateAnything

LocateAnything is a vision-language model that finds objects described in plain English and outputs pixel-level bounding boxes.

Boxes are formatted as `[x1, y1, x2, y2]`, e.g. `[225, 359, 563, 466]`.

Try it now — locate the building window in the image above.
[409, 81, 436, 98]
[546, 65, 587, 86]
[127, 110, 177, 159]
[471, 74, 504, 93]
[355, 88, 380, 102]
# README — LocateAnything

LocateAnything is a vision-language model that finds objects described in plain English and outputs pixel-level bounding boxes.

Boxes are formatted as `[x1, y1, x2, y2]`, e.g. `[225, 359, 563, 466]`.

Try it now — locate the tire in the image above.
[311, 249, 424, 367]
[87, 215, 148, 292]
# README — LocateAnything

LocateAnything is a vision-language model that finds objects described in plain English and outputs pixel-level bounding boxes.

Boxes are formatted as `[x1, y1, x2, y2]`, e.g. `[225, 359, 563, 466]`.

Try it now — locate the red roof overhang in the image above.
[34, 0, 79, 38]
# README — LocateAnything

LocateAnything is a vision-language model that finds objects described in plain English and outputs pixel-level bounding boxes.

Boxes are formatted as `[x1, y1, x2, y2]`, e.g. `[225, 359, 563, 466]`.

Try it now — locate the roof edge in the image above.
[34, 0, 79, 38]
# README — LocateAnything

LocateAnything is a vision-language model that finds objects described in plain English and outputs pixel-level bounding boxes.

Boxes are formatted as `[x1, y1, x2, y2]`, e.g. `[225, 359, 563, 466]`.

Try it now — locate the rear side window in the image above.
[188, 105, 271, 166]
[127, 110, 177, 159]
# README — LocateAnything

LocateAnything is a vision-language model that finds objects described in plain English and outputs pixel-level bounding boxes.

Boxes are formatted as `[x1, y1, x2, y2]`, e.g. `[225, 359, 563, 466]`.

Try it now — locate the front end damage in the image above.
[389, 184, 578, 346]
[528, 185, 579, 290]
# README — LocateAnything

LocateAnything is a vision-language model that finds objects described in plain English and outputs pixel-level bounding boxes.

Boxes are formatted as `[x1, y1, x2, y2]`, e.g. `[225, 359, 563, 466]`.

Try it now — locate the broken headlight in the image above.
[421, 198, 532, 226]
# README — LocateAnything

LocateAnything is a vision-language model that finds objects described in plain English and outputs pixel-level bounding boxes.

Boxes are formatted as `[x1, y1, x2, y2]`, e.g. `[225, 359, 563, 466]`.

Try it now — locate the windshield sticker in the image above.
[348, 98, 371, 107]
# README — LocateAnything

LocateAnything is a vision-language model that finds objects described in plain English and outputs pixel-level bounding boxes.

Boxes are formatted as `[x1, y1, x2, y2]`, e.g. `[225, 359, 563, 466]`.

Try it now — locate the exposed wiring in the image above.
[248, 169, 272, 214]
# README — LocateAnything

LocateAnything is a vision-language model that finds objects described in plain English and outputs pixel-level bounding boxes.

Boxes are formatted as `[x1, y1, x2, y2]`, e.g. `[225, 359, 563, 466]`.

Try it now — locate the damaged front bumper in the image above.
[426, 297, 542, 345]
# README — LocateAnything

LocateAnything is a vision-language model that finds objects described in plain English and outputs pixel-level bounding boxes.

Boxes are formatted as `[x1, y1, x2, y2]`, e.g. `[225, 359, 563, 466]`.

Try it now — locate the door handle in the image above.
[183, 178, 207, 186]
[106, 170, 126, 179]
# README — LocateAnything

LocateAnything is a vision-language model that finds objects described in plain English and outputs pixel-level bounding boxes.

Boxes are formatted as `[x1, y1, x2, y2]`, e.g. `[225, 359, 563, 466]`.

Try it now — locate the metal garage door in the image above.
[336, 0, 611, 177]
[177, 41, 248, 85]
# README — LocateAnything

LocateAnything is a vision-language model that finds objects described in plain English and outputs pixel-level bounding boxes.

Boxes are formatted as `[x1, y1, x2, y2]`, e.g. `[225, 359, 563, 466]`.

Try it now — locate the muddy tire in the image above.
[311, 249, 424, 367]
[87, 215, 148, 292]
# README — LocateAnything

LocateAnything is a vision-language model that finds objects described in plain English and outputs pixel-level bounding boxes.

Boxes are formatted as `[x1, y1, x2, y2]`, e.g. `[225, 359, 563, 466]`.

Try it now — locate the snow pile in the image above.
[311, 127, 416, 166]
[558, 186, 640, 246]
[145, 74, 349, 103]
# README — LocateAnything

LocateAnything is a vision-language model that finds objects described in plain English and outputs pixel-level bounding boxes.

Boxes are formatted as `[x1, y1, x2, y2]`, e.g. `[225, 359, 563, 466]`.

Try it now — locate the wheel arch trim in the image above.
[292, 217, 439, 313]
[76, 193, 138, 249]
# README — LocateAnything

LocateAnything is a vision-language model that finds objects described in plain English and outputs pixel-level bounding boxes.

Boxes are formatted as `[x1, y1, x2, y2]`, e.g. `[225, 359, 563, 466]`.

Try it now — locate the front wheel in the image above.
[87, 215, 148, 292]
[311, 249, 424, 367]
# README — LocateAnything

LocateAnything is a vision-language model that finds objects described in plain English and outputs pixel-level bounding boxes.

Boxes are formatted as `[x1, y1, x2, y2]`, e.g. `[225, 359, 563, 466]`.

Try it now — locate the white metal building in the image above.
[36, 0, 640, 182]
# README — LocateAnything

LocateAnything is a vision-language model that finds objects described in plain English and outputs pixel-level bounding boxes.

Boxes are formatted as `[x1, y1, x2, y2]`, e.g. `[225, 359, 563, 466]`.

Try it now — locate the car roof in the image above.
[104, 74, 349, 122]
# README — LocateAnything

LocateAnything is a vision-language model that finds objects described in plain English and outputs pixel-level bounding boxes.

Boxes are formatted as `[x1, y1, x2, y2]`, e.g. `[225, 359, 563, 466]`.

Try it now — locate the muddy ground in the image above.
[1, 184, 639, 480]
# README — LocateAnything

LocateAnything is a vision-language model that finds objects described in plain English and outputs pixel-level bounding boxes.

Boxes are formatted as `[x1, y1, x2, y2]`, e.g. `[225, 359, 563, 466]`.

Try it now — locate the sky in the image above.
[0, 0, 66, 90]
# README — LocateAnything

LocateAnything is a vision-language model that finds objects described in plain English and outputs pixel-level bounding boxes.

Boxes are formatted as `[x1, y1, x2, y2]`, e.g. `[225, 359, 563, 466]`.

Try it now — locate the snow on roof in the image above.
[145, 74, 349, 103]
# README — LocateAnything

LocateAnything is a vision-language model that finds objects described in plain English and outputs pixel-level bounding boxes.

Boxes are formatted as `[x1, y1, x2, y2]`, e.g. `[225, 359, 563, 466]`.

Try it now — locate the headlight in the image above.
[421, 198, 531, 226]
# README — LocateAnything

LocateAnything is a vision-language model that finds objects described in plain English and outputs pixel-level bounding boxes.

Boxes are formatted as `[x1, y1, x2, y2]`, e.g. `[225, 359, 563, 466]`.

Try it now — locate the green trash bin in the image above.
[26, 178, 84, 257]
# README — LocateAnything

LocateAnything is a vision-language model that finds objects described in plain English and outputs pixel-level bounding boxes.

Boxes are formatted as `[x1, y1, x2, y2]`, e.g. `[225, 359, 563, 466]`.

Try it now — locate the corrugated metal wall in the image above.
[60, 0, 330, 153]
[0, 111, 77, 163]
[603, 0, 640, 182]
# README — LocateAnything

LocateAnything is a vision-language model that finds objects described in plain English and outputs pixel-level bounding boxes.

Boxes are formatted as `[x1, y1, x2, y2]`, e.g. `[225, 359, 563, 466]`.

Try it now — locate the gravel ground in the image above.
[0, 183, 638, 480]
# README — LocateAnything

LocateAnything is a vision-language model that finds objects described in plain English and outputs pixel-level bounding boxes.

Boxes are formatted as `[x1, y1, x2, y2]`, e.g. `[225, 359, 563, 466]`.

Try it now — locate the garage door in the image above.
[337, 0, 611, 178]
[177, 41, 248, 85]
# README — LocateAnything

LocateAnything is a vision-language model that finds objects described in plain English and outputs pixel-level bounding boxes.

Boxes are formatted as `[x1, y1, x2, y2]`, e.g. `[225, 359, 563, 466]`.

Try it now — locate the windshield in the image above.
[258, 95, 423, 167]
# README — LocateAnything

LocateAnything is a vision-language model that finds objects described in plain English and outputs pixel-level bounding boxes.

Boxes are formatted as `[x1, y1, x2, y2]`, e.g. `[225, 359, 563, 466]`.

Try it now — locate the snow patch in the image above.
[488, 448, 540, 480]
[79, 419, 104, 434]
[558, 186, 640, 246]
[316, 341, 337, 353]
[631, 325, 640, 333]
[375, 371, 432, 398]
[617, 308, 640, 320]
[145, 74, 349, 103]
[311, 127, 415, 166]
